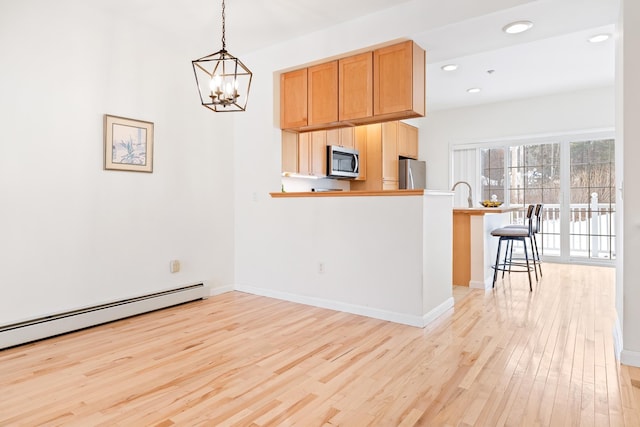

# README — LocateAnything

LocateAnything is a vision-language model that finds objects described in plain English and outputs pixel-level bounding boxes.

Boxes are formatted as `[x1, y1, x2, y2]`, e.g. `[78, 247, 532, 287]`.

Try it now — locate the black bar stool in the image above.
[490, 204, 537, 291]
[501, 204, 540, 280]
[504, 203, 543, 277]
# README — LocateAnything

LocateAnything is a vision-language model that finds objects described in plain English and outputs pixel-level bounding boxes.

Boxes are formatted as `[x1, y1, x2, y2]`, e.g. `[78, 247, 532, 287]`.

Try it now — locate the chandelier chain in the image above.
[221, 0, 226, 50]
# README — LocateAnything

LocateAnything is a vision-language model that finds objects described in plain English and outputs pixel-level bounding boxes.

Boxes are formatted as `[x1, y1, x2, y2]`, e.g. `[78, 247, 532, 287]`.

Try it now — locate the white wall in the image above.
[234, 195, 441, 326]
[0, 0, 236, 324]
[621, 0, 640, 365]
[421, 193, 455, 314]
[614, 0, 625, 360]
[417, 86, 616, 191]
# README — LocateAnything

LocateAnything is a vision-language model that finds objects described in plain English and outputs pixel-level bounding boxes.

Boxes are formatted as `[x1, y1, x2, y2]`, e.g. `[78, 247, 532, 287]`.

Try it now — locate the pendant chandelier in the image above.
[192, 0, 252, 112]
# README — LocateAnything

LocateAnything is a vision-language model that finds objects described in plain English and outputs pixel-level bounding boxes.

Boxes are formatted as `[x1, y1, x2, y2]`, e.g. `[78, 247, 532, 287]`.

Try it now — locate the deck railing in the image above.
[509, 196, 616, 260]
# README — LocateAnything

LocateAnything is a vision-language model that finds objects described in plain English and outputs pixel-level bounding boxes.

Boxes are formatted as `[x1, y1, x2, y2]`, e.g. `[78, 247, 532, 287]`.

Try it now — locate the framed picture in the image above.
[104, 114, 154, 172]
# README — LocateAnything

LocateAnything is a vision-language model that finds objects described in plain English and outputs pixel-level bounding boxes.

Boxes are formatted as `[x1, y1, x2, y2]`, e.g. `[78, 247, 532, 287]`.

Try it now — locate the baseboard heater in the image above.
[0, 283, 210, 350]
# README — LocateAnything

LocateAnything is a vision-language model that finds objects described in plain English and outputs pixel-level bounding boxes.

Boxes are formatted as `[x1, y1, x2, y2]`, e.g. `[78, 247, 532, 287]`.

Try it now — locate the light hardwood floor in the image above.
[2, 264, 640, 426]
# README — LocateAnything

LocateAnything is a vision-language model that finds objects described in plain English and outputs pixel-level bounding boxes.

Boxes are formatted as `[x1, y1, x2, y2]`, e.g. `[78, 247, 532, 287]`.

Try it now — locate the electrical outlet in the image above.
[318, 262, 325, 274]
[170, 260, 181, 273]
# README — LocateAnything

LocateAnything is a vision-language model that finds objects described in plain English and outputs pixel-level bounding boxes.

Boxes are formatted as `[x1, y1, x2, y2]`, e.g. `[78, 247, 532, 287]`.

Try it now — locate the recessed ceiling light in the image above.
[467, 88, 481, 94]
[502, 20, 533, 34]
[441, 64, 458, 71]
[588, 33, 611, 43]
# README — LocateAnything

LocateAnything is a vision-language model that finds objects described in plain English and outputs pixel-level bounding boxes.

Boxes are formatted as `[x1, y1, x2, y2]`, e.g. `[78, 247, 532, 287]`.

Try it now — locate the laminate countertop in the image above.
[270, 189, 451, 198]
[453, 206, 519, 215]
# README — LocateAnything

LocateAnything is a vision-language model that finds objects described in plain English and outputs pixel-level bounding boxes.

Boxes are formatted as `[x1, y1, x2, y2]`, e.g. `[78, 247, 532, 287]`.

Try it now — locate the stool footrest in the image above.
[492, 262, 536, 273]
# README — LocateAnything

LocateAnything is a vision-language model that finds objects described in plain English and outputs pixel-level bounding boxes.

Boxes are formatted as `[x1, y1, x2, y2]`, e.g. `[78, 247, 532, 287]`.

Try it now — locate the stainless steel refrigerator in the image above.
[399, 159, 426, 189]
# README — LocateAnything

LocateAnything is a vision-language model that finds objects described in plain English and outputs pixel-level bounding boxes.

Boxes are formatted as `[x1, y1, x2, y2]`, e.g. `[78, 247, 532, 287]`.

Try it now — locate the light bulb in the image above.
[210, 74, 222, 92]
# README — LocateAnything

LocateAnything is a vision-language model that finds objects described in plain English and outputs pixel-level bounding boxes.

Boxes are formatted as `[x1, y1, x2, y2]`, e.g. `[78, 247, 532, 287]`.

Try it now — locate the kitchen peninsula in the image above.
[264, 189, 454, 327]
[452, 206, 519, 288]
[264, 38, 445, 327]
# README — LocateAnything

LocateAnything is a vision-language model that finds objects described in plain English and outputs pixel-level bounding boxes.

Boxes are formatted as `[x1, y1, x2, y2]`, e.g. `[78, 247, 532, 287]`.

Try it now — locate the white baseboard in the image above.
[470, 274, 494, 290]
[235, 285, 453, 328]
[612, 313, 640, 368]
[1, 283, 210, 349]
[422, 297, 454, 326]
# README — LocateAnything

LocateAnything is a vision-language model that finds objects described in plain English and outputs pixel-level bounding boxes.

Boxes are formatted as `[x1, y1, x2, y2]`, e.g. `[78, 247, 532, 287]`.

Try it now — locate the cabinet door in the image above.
[398, 122, 418, 159]
[339, 127, 355, 149]
[373, 41, 425, 118]
[325, 128, 355, 149]
[354, 126, 367, 181]
[308, 61, 338, 126]
[326, 129, 340, 147]
[381, 121, 399, 183]
[282, 131, 298, 173]
[310, 131, 327, 177]
[350, 124, 380, 191]
[280, 69, 308, 129]
[298, 132, 311, 175]
[339, 52, 373, 121]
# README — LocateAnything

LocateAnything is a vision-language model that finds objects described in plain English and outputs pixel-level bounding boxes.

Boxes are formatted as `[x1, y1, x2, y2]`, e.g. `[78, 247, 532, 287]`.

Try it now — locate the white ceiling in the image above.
[96, 0, 619, 111]
[417, 0, 619, 110]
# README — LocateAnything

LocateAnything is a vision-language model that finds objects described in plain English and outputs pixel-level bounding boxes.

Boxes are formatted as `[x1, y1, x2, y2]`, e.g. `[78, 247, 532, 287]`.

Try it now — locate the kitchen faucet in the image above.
[451, 181, 474, 208]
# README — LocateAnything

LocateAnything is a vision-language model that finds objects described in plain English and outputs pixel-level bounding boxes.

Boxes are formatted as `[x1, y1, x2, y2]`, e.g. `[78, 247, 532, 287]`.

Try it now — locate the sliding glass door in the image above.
[569, 139, 616, 260]
[507, 143, 561, 257]
[474, 136, 615, 265]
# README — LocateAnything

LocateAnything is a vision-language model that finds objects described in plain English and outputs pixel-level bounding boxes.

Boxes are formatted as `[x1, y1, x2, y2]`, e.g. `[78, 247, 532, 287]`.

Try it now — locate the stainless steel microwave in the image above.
[327, 145, 359, 179]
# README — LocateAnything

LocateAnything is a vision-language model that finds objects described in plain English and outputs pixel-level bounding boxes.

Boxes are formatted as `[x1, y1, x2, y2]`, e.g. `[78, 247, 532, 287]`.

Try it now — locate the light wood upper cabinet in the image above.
[325, 129, 340, 147]
[381, 121, 399, 186]
[298, 132, 311, 175]
[351, 121, 416, 190]
[351, 124, 381, 191]
[311, 132, 327, 176]
[339, 52, 373, 122]
[351, 123, 399, 190]
[308, 61, 339, 126]
[280, 69, 308, 129]
[325, 127, 355, 149]
[280, 40, 425, 131]
[373, 41, 425, 121]
[297, 131, 327, 177]
[354, 126, 367, 181]
[339, 127, 355, 150]
[282, 131, 299, 173]
[398, 122, 419, 160]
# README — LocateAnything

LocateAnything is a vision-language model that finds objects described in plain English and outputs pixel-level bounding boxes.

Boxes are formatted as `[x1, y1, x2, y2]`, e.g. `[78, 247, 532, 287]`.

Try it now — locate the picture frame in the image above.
[104, 114, 154, 172]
